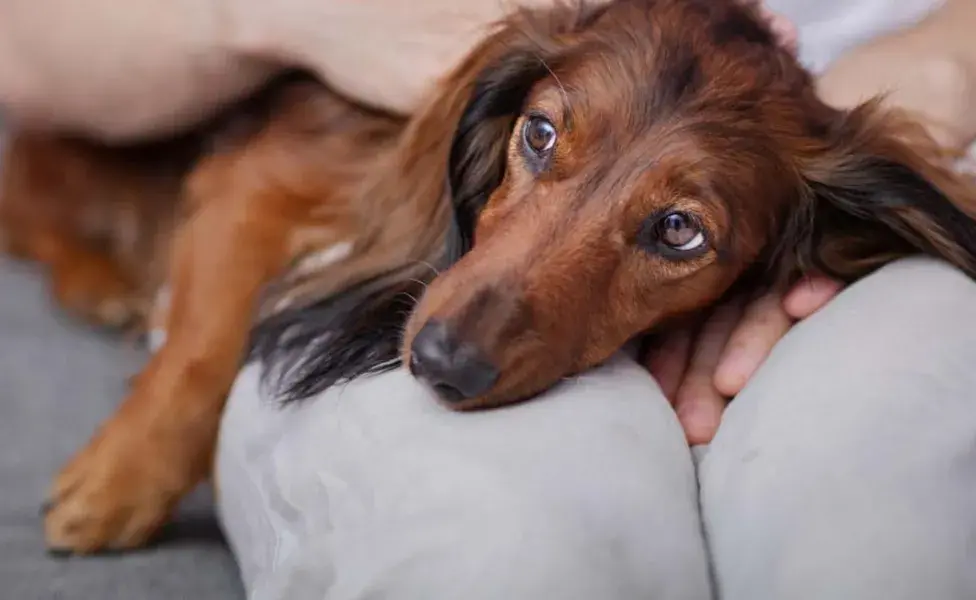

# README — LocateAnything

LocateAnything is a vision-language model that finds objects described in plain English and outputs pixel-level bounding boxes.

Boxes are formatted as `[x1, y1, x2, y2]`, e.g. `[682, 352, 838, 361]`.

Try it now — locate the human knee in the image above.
[699, 257, 976, 599]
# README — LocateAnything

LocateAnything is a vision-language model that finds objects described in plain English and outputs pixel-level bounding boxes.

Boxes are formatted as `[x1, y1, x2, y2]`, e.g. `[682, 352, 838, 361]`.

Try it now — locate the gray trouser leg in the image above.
[700, 257, 976, 600]
[217, 355, 712, 600]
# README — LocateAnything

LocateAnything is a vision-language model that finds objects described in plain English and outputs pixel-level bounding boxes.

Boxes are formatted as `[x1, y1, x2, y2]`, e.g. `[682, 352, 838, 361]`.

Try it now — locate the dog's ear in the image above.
[774, 100, 976, 284]
[448, 49, 550, 242]
[446, 5, 608, 245]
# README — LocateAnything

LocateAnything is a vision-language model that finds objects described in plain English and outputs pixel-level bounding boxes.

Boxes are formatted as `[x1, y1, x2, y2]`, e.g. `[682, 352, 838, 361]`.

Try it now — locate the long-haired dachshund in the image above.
[3, 0, 975, 554]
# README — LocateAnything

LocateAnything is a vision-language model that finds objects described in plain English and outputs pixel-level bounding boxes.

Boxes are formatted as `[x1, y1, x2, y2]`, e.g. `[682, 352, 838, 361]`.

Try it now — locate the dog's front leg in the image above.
[42, 179, 295, 553]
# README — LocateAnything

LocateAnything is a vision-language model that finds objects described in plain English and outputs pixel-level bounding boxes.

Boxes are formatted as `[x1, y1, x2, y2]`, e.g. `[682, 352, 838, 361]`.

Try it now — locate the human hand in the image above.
[815, 0, 976, 152]
[645, 276, 844, 445]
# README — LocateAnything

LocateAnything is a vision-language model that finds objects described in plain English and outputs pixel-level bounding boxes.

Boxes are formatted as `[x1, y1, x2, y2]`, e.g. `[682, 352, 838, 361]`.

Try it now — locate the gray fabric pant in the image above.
[216, 256, 976, 600]
[701, 256, 976, 599]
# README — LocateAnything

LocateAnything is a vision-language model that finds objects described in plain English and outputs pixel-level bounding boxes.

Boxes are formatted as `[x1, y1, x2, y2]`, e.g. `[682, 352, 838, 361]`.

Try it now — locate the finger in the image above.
[684, 298, 746, 382]
[675, 378, 727, 446]
[782, 275, 844, 319]
[644, 327, 695, 404]
[713, 292, 792, 398]
[674, 299, 744, 445]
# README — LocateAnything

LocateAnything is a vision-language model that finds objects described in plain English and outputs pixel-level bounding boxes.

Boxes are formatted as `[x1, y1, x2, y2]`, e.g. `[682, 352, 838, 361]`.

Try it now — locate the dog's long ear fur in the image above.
[447, 3, 609, 248]
[772, 100, 976, 284]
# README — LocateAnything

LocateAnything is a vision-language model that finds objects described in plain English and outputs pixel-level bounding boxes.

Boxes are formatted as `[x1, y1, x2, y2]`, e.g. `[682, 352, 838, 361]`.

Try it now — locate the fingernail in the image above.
[679, 409, 718, 445]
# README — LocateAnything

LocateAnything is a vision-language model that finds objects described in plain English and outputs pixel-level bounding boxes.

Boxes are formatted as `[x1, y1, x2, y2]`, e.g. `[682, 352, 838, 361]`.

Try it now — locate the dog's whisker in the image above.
[532, 51, 571, 114]
[401, 292, 420, 305]
[410, 259, 441, 277]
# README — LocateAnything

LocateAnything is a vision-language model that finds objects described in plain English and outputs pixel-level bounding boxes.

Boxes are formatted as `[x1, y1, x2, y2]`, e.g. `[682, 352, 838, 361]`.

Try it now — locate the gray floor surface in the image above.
[0, 256, 243, 599]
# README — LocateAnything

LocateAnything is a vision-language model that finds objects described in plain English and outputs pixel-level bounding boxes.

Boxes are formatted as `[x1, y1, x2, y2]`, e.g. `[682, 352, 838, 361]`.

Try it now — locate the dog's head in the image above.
[403, 0, 976, 408]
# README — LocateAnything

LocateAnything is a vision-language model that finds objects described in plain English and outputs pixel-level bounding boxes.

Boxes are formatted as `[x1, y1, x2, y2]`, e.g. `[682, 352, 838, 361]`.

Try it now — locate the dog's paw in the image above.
[43, 427, 178, 554]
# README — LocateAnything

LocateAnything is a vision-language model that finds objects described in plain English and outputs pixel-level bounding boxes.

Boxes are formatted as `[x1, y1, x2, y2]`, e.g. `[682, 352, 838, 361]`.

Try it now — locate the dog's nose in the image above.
[409, 320, 499, 403]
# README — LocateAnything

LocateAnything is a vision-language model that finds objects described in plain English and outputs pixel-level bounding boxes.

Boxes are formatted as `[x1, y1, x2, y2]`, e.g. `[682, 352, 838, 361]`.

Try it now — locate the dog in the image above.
[3, 0, 975, 554]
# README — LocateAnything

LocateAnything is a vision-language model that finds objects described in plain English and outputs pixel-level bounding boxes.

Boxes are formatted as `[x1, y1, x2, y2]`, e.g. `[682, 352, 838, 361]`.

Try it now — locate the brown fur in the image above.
[2, 0, 975, 554]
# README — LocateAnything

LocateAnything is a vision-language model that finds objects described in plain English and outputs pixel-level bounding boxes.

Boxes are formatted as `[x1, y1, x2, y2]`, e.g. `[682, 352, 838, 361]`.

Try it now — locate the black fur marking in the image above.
[813, 157, 976, 276]
[764, 155, 976, 287]
[448, 51, 554, 241]
[448, 2, 612, 233]
[248, 197, 471, 403]
[249, 262, 429, 402]
[706, 2, 776, 48]
[636, 43, 704, 126]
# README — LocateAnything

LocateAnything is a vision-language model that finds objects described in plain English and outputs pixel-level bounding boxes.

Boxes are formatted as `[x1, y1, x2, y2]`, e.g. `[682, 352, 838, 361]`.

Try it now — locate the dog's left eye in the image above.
[658, 212, 704, 251]
[638, 211, 708, 258]
[522, 115, 557, 156]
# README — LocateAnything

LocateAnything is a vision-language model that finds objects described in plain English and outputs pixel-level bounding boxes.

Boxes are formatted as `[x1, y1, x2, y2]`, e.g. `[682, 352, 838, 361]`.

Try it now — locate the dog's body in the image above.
[4, 0, 976, 554]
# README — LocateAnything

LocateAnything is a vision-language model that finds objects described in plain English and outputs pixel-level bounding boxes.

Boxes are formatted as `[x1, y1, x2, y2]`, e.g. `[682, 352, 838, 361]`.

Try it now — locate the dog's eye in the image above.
[522, 116, 557, 156]
[658, 212, 704, 251]
[638, 211, 708, 258]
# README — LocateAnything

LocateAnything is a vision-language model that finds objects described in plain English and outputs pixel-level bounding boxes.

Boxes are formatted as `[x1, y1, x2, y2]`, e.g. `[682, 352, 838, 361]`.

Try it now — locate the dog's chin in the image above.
[413, 371, 564, 412]
[429, 390, 534, 412]
[435, 394, 510, 412]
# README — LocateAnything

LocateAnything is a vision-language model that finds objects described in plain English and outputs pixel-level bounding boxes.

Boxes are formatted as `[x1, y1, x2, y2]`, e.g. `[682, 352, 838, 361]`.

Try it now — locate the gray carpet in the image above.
[0, 256, 243, 599]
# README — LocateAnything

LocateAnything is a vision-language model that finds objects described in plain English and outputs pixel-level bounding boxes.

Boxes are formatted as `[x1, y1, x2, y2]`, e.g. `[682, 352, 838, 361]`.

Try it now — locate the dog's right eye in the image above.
[522, 115, 557, 157]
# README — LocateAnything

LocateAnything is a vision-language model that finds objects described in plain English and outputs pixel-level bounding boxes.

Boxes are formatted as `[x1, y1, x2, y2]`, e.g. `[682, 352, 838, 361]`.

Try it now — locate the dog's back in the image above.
[0, 70, 406, 330]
